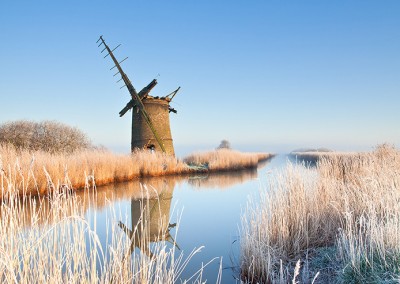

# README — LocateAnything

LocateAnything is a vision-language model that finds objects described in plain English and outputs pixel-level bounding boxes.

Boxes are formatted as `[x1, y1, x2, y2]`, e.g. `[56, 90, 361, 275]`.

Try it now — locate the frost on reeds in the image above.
[0, 145, 189, 197]
[241, 144, 400, 283]
[0, 167, 216, 283]
[0, 120, 93, 153]
[183, 148, 272, 171]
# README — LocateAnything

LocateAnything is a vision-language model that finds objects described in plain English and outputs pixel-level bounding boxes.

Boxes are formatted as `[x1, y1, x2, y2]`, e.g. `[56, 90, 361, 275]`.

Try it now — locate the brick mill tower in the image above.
[98, 36, 179, 156]
[117, 177, 179, 257]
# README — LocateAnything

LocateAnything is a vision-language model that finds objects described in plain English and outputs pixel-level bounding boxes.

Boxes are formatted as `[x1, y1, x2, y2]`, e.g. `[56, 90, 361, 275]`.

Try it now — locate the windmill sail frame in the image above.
[98, 36, 180, 155]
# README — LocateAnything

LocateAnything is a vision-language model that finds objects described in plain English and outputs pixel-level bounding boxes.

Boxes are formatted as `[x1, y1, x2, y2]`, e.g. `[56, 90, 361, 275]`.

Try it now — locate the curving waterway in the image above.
[23, 154, 289, 283]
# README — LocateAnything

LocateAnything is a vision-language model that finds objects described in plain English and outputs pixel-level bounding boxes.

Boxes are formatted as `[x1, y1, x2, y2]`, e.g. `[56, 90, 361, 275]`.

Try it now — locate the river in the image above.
[75, 154, 287, 283]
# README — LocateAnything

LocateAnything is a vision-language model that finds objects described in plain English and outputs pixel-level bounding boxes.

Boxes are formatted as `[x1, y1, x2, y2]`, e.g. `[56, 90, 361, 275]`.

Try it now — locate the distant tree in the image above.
[0, 120, 93, 153]
[217, 139, 231, 150]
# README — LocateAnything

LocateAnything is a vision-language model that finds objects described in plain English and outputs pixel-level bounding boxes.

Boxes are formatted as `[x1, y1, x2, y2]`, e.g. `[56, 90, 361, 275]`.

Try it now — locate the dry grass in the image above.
[183, 149, 273, 171]
[290, 151, 359, 165]
[0, 145, 189, 197]
[241, 144, 400, 283]
[0, 145, 271, 198]
[0, 166, 218, 283]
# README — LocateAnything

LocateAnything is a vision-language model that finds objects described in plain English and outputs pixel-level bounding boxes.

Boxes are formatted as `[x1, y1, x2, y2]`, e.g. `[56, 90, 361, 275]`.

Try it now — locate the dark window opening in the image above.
[147, 144, 155, 153]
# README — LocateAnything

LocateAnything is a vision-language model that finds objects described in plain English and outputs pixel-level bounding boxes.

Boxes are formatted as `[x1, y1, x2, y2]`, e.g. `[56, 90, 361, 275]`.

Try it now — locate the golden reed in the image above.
[0, 145, 272, 197]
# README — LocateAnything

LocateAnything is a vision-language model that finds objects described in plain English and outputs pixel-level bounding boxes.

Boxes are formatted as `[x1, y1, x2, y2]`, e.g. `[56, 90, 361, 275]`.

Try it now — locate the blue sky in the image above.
[1, 1, 399, 154]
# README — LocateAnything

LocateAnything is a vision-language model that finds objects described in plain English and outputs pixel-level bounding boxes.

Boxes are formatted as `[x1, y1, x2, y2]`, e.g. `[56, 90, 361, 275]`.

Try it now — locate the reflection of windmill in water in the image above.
[117, 182, 179, 257]
[97, 36, 180, 156]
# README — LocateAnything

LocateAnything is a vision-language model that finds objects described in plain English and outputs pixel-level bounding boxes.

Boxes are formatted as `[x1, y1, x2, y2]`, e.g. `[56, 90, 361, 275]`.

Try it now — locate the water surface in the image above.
[23, 154, 289, 283]
[94, 155, 288, 282]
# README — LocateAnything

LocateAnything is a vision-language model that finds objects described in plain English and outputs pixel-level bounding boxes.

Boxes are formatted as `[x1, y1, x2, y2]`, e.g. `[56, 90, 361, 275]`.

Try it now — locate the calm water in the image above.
[20, 155, 288, 282]
[81, 154, 289, 283]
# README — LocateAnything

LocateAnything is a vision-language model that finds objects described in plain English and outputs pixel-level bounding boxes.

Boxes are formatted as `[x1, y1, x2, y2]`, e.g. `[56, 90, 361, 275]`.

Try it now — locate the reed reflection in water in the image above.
[16, 176, 183, 228]
[17, 164, 264, 228]
[10, 160, 273, 282]
[187, 168, 258, 189]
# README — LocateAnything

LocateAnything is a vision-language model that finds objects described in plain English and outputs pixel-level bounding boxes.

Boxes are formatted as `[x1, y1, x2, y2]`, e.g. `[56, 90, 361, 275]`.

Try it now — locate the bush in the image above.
[217, 139, 231, 150]
[0, 120, 92, 153]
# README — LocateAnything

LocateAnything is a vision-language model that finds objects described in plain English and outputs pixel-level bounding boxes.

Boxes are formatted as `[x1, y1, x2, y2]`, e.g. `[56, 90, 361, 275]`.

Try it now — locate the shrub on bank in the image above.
[0, 124, 273, 197]
[0, 120, 92, 153]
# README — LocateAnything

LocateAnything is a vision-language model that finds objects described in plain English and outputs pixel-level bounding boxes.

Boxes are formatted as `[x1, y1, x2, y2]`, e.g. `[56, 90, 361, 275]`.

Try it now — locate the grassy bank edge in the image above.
[0, 145, 274, 198]
[240, 144, 400, 283]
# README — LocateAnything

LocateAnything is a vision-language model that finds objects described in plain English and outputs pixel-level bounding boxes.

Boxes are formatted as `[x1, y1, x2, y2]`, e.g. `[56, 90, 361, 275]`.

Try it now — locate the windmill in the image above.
[118, 189, 180, 258]
[97, 36, 179, 156]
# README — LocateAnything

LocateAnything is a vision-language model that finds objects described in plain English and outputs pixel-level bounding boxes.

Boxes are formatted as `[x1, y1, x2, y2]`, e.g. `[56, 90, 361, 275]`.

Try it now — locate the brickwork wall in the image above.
[131, 98, 175, 156]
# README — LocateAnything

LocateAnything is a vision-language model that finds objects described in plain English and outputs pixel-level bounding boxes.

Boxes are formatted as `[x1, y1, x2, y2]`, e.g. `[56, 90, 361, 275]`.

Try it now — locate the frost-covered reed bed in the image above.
[290, 150, 359, 164]
[0, 168, 215, 283]
[241, 144, 400, 283]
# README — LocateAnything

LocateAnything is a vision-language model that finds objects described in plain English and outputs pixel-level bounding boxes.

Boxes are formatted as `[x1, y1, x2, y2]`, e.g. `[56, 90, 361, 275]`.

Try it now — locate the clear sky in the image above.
[1, 1, 399, 154]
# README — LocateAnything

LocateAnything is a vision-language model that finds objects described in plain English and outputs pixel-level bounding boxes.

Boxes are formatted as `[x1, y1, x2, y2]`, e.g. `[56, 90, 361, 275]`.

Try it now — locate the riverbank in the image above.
[0, 176, 215, 283]
[0, 145, 273, 197]
[184, 148, 273, 171]
[289, 150, 359, 165]
[241, 144, 400, 283]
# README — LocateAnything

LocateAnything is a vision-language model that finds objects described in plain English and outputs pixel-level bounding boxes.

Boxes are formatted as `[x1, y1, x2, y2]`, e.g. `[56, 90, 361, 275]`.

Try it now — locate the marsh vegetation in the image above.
[2, 120, 397, 282]
[241, 144, 400, 283]
[0, 141, 271, 198]
[0, 174, 216, 283]
[0, 120, 93, 154]
[184, 149, 272, 172]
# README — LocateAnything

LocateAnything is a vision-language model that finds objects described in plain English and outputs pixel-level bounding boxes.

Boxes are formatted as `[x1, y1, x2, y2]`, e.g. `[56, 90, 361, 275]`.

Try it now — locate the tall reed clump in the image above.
[240, 144, 400, 283]
[0, 166, 214, 283]
[0, 145, 272, 197]
[0, 145, 189, 197]
[183, 149, 272, 171]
